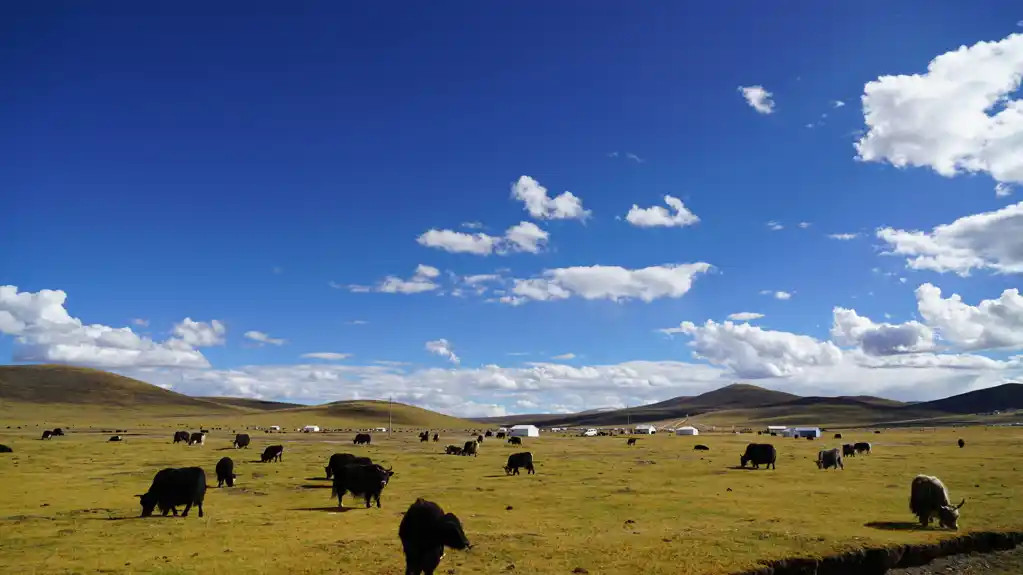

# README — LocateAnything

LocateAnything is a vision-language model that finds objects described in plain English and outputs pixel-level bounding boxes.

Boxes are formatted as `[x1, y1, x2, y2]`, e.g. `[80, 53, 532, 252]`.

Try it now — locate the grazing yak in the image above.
[910, 475, 965, 529]
[354, 433, 372, 445]
[109, 435, 123, 442]
[476, 435, 484, 444]
[52, 428, 65, 436]
[260, 445, 284, 463]
[854, 441, 872, 455]
[188, 432, 205, 447]
[233, 433, 250, 449]
[41, 430, 52, 440]
[504, 452, 535, 475]
[740, 443, 777, 470]
[461, 441, 478, 457]
[0, 444, 13, 453]
[834, 433, 843, 439]
[173, 431, 190, 444]
[325, 453, 372, 479]
[958, 439, 965, 449]
[842, 444, 856, 458]
[817, 448, 843, 470]
[215, 457, 236, 487]
[138, 467, 206, 518]
[432, 433, 439, 442]
[626, 438, 637, 446]
[419, 431, 430, 443]
[399, 498, 471, 575]
[331, 463, 394, 509]
[445, 445, 462, 455]
[485, 431, 493, 437]
[694, 444, 710, 451]
[507, 436, 522, 445]
[495, 432, 506, 439]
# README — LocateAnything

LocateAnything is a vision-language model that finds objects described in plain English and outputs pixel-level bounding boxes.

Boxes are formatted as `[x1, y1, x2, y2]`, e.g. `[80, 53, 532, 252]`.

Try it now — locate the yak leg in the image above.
[197, 501, 203, 518]
[181, 502, 192, 517]
[364, 493, 372, 508]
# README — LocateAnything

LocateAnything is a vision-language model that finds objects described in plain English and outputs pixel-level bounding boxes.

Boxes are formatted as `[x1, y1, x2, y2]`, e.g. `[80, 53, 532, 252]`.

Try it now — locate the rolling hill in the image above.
[0, 364, 478, 428]
[474, 382, 1023, 428]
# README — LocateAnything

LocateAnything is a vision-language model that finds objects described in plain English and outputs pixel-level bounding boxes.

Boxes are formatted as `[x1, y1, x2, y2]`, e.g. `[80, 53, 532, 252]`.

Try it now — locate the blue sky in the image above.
[3, 2, 1023, 416]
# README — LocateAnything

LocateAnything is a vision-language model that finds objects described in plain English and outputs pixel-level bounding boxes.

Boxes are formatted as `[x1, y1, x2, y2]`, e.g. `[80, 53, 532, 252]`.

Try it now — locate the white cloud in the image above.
[678, 320, 844, 378]
[739, 85, 776, 114]
[760, 290, 792, 300]
[511, 175, 591, 221]
[417, 221, 548, 256]
[244, 331, 286, 346]
[425, 338, 460, 365]
[625, 195, 700, 228]
[855, 33, 1023, 186]
[916, 283, 1023, 350]
[347, 320, 368, 325]
[131, 318, 149, 327]
[828, 233, 860, 240]
[0, 286, 220, 369]
[798, 222, 812, 229]
[832, 100, 846, 108]
[506, 263, 713, 304]
[552, 353, 576, 360]
[766, 221, 784, 231]
[301, 352, 352, 361]
[830, 307, 935, 355]
[461, 221, 483, 229]
[625, 153, 645, 164]
[353, 265, 441, 294]
[996, 183, 1013, 197]
[877, 201, 1023, 276]
[727, 312, 764, 321]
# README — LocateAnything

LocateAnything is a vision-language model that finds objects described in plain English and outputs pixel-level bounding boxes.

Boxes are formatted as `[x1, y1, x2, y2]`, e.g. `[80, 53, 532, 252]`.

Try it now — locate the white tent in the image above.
[675, 426, 699, 436]
[634, 424, 657, 435]
[302, 425, 320, 433]
[509, 424, 540, 437]
[582, 428, 598, 437]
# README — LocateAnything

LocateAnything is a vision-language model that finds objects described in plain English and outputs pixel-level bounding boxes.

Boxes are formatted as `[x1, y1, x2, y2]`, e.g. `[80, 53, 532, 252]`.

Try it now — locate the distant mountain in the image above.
[914, 383, 1023, 414]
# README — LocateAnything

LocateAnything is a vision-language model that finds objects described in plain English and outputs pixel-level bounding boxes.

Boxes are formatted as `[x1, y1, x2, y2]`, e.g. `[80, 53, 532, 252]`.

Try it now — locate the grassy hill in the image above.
[914, 383, 1023, 414]
[198, 397, 303, 411]
[0, 364, 478, 429]
[0, 365, 231, 410]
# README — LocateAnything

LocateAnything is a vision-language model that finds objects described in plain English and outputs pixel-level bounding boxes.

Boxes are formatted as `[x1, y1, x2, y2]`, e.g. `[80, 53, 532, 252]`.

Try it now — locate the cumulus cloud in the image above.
[855, 33, 1023, 186]
[417, 221, 549, 255]
[678, 320, 844, 378]
[831, 307, 935, 355]
[351, 265, 442, 294]
[766, 221, 784, 231]
[425, 338, 460, 365]
[625, 195, 700, 228]
[727, 312, 764, 321]
[760, 290, 792, 300]
[301, 352, 352, 361]
[739, 85, 776, 114]
[832, 100, 846, 108]
[828, 233, 860, 240]
[877, 201, 1023, 276]
[916, 283, 1023, 350]
[996, 183, 1013, 197]
[798, 222, 812, 229]
[552, 353, 576, 360]
[0, 286, 220, 369]
[505, 263, 713, 304]
[511, 175, 591, 221]
[244, 331, 286, 346]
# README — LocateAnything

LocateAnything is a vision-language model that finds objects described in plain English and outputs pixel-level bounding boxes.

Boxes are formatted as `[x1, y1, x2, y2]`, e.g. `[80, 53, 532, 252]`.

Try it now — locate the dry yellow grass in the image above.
[2, 413, 1022, 575]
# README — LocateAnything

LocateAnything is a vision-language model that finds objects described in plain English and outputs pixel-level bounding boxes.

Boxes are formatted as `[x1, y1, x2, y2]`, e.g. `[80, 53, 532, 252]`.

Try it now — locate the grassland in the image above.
[2, 416, 1022, 575]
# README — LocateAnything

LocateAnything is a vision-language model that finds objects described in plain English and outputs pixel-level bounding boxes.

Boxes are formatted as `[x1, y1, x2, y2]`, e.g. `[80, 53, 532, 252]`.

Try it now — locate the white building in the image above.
[675, 426, 699, 436]
[766, 425, 788, 434]
[302, 425, 320, 433]
[509, 424, 540, 437]
[793, 427, 821, 438]
[269, 425, 281, 431]
[634, 424, 657, 435]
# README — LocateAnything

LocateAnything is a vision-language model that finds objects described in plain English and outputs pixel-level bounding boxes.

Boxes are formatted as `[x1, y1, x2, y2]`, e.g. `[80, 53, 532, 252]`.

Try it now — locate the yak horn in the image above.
[956, 498, 966, 509]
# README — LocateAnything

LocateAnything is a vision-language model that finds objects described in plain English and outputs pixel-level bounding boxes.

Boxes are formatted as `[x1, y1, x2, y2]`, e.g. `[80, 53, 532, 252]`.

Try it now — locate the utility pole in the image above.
[388, 396, 392, 437]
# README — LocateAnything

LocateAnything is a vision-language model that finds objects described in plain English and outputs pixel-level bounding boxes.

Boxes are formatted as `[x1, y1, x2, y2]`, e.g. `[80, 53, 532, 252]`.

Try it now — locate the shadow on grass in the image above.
[726, 466, 769, 471]
[305, 477, 330, 481]
[299, 484, 332, 490]
[865, 521, 929, 531]
[290, 506, 356, 513]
